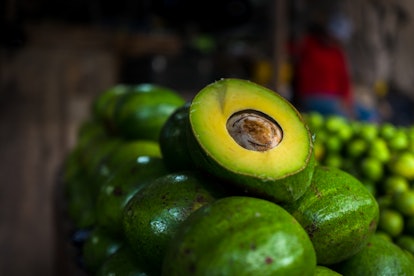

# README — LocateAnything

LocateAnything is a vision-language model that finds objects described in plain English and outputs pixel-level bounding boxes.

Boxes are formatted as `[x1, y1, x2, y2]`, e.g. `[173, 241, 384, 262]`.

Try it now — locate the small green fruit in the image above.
[393, 190, 414, 217]
[378, 208, 404, 237]
[390, 152, 414, 180]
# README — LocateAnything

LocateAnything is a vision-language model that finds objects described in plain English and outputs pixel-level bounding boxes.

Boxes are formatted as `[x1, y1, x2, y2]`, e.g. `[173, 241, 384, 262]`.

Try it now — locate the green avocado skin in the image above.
[159, 102, 196, 171]
[315, 265, 342, 275]
[162, 196, 317, 276]
[333, 234, 414, 275]
[95, 157, 169, 237]
[284, 166, 379, 265]
[113, 84, 185, 141]
[122, 171, 227, 275]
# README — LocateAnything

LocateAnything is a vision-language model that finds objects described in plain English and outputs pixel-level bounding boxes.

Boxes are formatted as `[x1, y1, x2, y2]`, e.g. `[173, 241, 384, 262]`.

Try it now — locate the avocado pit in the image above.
[226, 110, 283, 151]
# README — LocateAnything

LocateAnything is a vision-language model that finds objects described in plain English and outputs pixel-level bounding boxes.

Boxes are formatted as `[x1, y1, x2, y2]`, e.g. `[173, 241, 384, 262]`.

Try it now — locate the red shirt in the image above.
[294, 34, 353, 105]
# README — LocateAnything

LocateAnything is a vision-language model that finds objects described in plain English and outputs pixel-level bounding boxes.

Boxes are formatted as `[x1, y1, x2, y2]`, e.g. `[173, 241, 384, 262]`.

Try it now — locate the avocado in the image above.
[162, 196, 316, 276]
[95, 156, 169, 237]
[92, 84, 130, 133]
[92, 139, 162, 191]
[333, 234, 414, 275]
[122, 171, 227, 275]
[81, 227, 123, 274]
[186, 78, 315, 203]
[315, 266, 342, 275]
[96, 245, 150, 276]
[113, 83, 186, 141]
[65, 169, 97, 229]
[159, 102, 196, 171]
[284, 166, 379, 265]
[395, 235, 414, 256]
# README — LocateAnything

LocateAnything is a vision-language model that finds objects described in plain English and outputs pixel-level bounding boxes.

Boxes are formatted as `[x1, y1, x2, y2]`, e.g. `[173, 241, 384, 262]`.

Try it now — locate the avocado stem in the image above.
[226, 110, 283, 151]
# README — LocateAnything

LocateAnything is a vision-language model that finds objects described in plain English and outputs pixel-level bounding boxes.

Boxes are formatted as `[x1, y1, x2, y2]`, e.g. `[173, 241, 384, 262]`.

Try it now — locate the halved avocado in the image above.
[188, 78, 315, 203]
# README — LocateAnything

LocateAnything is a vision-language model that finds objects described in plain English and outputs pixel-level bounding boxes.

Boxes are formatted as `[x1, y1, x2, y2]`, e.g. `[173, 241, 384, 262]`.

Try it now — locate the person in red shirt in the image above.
[291, 17, 354, 118]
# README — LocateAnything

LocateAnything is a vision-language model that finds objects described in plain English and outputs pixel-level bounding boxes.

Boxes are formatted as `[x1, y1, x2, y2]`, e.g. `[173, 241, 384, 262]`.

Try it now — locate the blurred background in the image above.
[1, 0, 414, 275]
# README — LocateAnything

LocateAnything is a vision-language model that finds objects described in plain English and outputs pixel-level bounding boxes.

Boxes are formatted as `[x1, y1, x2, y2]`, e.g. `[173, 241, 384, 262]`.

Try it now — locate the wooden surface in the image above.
[0, 26, 119, 276]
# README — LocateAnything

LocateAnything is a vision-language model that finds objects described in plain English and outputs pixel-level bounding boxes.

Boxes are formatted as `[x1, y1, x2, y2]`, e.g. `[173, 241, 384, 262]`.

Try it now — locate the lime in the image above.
[360, 156, 384, 181]
[368, 137, 390, 163]
[346, 138, 368, 159]
[393, 190, 414, 217]
[388, 130, 409, 151]
[357, 122, 378, 141]
[306, 111, 325, 131]
[337, 124, 353, 142]
[325, 135, 343, 153]
[382, 175, 410, 196]
[379, 122, 397, 140]
[325, 115, 348, 133]
[390, 152, 414, 180]
[323, 153, 343, 168]
[378, 208, 404, 237]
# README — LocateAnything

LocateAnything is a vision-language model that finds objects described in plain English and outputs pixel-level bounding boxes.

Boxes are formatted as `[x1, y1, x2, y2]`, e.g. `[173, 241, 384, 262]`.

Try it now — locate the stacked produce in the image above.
[304, 112, 414, 257]
[62, 79, 414, 275]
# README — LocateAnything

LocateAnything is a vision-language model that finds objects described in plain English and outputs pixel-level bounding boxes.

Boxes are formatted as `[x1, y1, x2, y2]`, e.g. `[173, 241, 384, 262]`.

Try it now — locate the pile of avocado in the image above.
[63, 79, 414, 275]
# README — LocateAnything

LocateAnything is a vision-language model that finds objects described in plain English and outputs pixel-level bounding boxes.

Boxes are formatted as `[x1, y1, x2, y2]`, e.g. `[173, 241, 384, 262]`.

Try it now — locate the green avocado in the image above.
[315, 266, 342, 275]
[92, 139, 162, 191]
[92, 84, 130, 133]
[96, 245, 150, 276]
[186, 78, 315, 203]
[284, 166, 379, 265]
[95, 156, 169, 237]
[82, 227, 123, 274]
[122, 171, 227, 275]
[162, 196, 317, 276]
[113, 83, 185, 141]
[333, 234, 414, 275]
[159, 102, 196, 171]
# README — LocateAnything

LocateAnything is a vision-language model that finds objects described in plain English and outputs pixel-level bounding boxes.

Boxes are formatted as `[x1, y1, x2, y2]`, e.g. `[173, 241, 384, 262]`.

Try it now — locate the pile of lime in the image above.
[63, 79, 414, 275]
[305, 112, 414, 256]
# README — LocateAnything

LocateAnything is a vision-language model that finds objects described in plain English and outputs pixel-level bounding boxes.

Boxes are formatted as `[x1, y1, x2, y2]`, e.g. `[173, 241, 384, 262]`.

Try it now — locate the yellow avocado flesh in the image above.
[190, 79, 312, 180]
